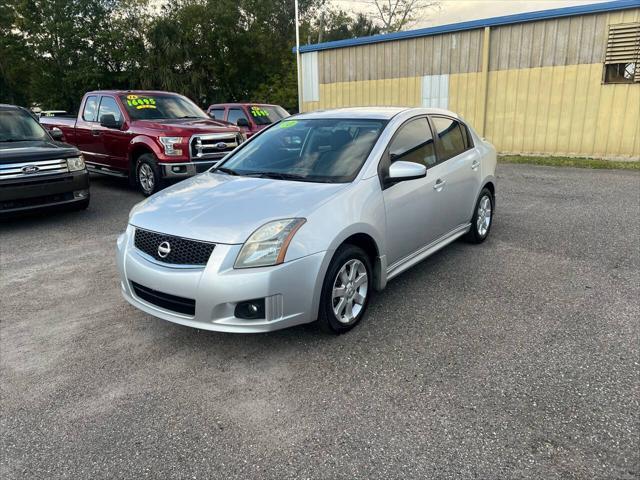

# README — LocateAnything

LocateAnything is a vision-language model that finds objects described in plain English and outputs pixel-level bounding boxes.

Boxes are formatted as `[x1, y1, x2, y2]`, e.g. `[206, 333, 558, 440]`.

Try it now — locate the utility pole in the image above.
[295, 0, 302, 112]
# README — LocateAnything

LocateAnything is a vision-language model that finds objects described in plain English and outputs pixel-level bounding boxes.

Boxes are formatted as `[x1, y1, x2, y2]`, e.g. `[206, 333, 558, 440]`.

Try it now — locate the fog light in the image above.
[234, 299, 265, 320]
[171, 166, 187, 173]
[73, 189, 89, 198]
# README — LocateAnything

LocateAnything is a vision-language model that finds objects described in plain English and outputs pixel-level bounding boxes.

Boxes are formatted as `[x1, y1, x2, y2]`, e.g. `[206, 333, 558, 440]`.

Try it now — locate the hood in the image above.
[129, 172, 348, 244]
[133, 118, 240, 135]
[0, 140, 79, 164]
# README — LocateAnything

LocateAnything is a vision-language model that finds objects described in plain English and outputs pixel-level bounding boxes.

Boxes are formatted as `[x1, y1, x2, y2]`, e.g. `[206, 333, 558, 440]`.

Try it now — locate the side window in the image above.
[227, 108, 248, 125]
[210, 108, 225, 119]
[388, 117, 436, 168]
[431, 116, 468, 161]
[97, 96, 122, 123]
[82, 96, 98, 122]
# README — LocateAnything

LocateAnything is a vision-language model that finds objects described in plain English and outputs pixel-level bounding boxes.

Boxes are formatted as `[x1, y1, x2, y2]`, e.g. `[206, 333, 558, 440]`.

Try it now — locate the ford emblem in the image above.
[214, 142, 228, 150]
[22, 165, 40, 174]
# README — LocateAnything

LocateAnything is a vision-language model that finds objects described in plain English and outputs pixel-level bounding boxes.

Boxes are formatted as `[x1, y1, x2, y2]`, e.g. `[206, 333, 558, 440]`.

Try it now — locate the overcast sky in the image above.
[329, 0, 612, 28]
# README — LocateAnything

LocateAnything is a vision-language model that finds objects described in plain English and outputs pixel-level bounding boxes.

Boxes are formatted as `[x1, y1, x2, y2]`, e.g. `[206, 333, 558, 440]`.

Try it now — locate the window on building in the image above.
[603, 22, 640, 84]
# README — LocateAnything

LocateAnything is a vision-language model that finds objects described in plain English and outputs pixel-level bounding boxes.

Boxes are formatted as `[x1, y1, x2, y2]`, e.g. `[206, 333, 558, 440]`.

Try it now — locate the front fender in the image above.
[129, 135, 164, 161]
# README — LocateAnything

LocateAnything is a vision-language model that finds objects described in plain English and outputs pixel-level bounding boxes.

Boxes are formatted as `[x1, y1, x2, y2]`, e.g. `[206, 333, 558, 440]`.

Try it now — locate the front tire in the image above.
[317, 244, 372, 334]
[136, 154, 164, 197]
[465, 187, 494, 243]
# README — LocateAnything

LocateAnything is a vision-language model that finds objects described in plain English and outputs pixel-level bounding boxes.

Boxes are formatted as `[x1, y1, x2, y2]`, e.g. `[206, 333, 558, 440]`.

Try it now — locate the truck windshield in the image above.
[217, 119, 386, 183]
[119, 94, 208, 121]
[0, 109, 49, 142]
[248, 105, 289, 125]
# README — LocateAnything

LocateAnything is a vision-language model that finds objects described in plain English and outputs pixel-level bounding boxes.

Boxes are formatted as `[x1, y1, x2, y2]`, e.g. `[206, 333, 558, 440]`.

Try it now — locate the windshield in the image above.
[0, 109, 50, 142]
[218, 119, 386, 183]
[120, 94, 208, 121]
[248, 105, 289, 125]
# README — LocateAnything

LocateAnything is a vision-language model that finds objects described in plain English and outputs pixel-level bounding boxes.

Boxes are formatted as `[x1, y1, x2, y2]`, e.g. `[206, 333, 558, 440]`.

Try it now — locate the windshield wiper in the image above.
[215, 167, 238, 176]
[242, 171, 309, 181]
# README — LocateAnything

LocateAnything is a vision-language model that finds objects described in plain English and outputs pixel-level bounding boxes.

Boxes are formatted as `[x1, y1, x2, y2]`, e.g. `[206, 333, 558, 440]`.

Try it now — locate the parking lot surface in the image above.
[1, 164, 639, 479]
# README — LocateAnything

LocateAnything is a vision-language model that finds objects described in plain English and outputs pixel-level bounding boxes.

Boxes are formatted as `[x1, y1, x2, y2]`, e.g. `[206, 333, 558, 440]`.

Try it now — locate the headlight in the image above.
[235, 218, 306, 269]
[158, 136, 184, 156]
[66, 155, 85, 171]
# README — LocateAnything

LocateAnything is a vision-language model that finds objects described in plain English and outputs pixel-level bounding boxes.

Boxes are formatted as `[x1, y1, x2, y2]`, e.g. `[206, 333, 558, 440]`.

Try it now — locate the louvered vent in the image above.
[604, 22, 640, 83]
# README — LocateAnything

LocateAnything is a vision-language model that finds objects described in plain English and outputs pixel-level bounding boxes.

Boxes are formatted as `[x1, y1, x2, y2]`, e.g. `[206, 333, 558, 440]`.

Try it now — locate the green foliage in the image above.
[0, 0, 392, 113]
[499, 155, 640, 170]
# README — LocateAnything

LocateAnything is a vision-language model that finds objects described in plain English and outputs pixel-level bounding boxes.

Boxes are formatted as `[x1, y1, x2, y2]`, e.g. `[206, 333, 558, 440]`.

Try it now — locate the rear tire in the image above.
[465, 187, 494, 244]
[136, 154, 164, 197]
[317, 244, 372, 334]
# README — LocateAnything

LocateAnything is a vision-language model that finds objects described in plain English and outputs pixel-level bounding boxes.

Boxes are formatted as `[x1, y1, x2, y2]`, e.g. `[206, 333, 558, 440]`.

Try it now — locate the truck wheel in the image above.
[136, 154, 164, 197]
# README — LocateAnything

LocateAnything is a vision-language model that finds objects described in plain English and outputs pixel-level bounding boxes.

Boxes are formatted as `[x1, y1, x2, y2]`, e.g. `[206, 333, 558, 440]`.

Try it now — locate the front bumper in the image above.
[0, 170, 90, 214]
[159, 159, 222, 179]
[116, 226, 326, 333]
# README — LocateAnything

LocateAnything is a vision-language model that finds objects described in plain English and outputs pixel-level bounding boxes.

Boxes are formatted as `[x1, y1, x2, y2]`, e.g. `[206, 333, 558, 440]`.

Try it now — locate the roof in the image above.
[295, 0, 640, 53]
[293, 106, 461, 120]
[85, 90, 184, 96]
[295, 107, 407, 120]
[208, 103, 281, 108]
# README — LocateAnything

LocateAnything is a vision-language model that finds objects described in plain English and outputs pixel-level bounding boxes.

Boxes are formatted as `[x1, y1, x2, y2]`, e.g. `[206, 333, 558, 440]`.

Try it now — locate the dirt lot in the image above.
[1, 164, 638, 479]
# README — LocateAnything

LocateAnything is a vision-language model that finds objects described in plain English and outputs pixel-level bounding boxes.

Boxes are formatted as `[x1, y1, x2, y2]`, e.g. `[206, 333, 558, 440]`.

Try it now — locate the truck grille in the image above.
[130, 281, 196, 316]
[134, 228, 215, 266]
[190, 133, 241, 160]
[0, 159, 69, 180]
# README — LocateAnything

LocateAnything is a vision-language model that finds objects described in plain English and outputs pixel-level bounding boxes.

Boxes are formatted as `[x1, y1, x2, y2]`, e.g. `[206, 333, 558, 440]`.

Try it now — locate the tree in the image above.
[367, 0, 440, 32]
[313, 9, 381, 43]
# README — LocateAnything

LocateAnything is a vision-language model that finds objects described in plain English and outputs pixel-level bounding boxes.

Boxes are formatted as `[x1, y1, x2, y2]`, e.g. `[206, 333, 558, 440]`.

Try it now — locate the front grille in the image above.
[134, 228, 215, 266]
[0, 159, 69, 180]
[190, 133, 240, 160]
[131, 281, 196, 316]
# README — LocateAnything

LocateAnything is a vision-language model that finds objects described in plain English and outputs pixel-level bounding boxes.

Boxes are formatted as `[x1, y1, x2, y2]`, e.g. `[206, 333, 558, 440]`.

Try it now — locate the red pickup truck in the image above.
[206, 103, 289, 138]
[41, 90, 242, 195]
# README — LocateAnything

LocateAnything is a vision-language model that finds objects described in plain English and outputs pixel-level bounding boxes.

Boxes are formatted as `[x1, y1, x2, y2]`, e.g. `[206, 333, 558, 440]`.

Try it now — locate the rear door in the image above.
[429, 116, 481, 232]
[74, 95, 104, 164]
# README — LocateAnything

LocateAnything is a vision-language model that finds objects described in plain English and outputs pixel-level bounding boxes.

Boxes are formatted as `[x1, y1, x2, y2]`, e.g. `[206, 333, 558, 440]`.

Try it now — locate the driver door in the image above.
[381, 117, 445, 266]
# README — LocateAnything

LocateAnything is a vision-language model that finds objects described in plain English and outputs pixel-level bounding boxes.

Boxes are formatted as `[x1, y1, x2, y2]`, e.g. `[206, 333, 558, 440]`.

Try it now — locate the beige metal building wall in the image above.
[300, 3, 640, 160]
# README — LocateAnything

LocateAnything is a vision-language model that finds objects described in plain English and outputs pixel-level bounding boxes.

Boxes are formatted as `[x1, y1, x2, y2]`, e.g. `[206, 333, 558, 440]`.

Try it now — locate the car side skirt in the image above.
[386, 223, 471, 281]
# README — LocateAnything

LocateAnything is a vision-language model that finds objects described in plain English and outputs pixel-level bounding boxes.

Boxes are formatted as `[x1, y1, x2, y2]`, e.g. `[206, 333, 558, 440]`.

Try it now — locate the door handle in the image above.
[433, 179, 446, 191]
[471, 160, 480, 170]
[91, 129, 101, 136]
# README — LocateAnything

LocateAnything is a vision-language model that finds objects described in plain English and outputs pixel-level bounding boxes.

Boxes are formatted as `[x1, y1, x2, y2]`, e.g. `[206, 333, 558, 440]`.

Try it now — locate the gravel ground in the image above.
[1, 164, 639, 480]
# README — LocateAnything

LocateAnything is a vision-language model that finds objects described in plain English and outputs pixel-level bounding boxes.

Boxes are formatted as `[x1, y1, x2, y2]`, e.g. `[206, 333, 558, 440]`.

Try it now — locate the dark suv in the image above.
[1, 104, 90, 216]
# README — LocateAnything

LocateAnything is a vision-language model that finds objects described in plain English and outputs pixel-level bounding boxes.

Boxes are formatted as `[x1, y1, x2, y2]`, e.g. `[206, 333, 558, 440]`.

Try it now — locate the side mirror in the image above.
[236, 117, 250, 128]
[100, 114, 122, 129]
[208, 112, 216, 119]
[386, 160, 427, 185]
[49, 127, 64, 141]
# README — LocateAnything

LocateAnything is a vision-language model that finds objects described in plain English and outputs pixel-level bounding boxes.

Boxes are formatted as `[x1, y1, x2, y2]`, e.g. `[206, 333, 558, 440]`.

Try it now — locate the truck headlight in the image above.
[66, 155, 85, 171]
[234, 218, 306, 269]
[158, 137, 184, 156]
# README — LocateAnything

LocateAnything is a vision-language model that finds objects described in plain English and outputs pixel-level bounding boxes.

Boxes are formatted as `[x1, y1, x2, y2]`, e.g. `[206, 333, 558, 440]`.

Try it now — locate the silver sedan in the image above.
[116, 107, 497, 333]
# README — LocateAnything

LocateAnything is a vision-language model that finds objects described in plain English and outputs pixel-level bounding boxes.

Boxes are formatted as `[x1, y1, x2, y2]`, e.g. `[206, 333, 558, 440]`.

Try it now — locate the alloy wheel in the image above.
[476, 194, 492, 237]
[139, 163, 155, 194]
[332, 259, 368, 324]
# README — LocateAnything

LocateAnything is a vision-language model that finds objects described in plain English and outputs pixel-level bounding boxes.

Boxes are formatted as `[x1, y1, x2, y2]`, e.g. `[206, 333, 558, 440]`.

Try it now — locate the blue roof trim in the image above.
[294, 0, 640, 53]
